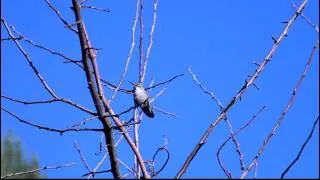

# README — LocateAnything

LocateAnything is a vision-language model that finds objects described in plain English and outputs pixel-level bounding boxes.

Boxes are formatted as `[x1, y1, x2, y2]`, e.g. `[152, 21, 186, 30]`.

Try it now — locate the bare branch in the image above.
[1, 95, 96, 115]
[1, 163, 76, 179]
[69, 116, 99, 128]
[240, 38, 318, 179]
[71, 1, 121, 178]
[254, 162, 258, 178]
[145, 73, 184, 90]
[133, 107, 141, 178]
[187, 67, 224, 111]
[224, 119, 246, 171]
[1, 19, 95, 115]
[109, 0, 141, 103]
[150, 88, 166, 102]
[1, 107, 103, 135]
[141, 0, 159, 82]
[83, 170, 112, 177]
[91, 135, 125, 178]
[6, 24, 132, 99]
[153, 106, 177, 118]
[3, 23, 129, 99]
[2, 95, 57, 104]
[101, 79, 133, 94]
[43, 0, 78, 33]
[58, 97, 97, 115]
[8, 24, 81, 67]
[217, 106, 266, 178]
[81, 5, 111, 13]
[87, 152, 109, 178]
[280, 116, 319, 178]
[139, 0, 144, 83]
[1, 18, 57, 98]
[73, 141, 92, 173]
[175, 1, 309, 178]
[118, 158, 137, 177]
[291, 2, 319, 33]
[72, 0, 150, 177]
[187, 67, 246, 170]
[151, 147, 170, 177]
[1, 36, 23, 41]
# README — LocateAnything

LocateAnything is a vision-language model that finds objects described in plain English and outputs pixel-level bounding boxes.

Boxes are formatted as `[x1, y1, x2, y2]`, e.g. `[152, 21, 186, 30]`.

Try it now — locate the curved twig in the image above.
[280, 116, 319, 178]
[151, 147, 170, 177]
[217, 106, 266, 178]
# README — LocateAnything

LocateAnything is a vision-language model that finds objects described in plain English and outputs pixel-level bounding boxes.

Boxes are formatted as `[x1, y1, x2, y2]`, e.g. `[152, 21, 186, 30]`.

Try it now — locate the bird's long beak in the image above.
[128, 81, 136, 86]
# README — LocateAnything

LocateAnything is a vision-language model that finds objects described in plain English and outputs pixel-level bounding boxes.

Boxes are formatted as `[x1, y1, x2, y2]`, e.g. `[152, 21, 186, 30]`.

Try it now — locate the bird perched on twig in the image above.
[130, 82, 154, 118]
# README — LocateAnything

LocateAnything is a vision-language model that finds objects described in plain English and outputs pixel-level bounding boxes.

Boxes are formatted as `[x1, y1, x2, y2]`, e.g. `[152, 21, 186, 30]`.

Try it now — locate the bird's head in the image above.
[129, 81, 144, 91]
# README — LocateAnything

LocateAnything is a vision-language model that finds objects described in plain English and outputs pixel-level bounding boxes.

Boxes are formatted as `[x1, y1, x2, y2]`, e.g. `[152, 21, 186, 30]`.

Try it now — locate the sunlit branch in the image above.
[240, 38, 318, 179]
[1, 163, 76, 179]
[175, 1, 309, 177]
[1, 107, 103, 135]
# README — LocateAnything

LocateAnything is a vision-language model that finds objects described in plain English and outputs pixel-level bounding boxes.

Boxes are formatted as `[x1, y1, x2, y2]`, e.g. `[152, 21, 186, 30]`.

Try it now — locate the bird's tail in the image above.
[141, 100, 154, 118]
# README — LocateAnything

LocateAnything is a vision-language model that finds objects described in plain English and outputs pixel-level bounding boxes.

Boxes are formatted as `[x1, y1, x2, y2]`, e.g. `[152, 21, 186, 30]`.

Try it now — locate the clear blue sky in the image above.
[1, 0, 319, 178]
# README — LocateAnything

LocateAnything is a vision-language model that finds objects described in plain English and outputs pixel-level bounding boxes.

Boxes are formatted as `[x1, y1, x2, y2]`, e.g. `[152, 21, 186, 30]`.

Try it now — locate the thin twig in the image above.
[118, 158, 137, 177]
[1, 18, 57, 97]
[187, 67, 246, 170]
[73, 141, 92, 173]
[58, 97, 96, 115]
[7, 23, 130, 97]
[1, 36, 23, 41]
[44, 0, 78, 33]
[109, 0, 141, 103]
[1, 107, 103, 135]
[175, 1, 308, 178]
[101, 79, 133, 94]
[254, 162, 258, 178]
[69, 116, 99, 128]
[1, 19, 95, 115]
[240, 38, 318, 179]
[280, 116, 319, 178]
[141, 0, 159, 82]
[83, 170, 112, 177]
[151, 147, 170, 177]
[2, 95, 57, 104]
[95, 134, 105, 155]
[1, 94, 95, 115]
[187, 67, 223, 110]
[8, 24, 81, 67]
[150, 88, 166, 103]
[87, 152, 109, 178]
[81, 5, 111, 12]
[145, 73, 184, 90]
[217, 106, 266, 178]
[153, 106, 177, 118]
[224, 119, 246, 171]
[1, 163, 76, 179]
[139, 0, 144, 83]
[133, 107, 141, 178]
[291, 2, 319, 33]
[5, 23, 125, 98]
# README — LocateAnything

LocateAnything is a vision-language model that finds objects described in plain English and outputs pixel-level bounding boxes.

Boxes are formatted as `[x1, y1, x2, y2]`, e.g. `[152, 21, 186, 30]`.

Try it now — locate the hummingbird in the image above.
[130, 82, 154, 118]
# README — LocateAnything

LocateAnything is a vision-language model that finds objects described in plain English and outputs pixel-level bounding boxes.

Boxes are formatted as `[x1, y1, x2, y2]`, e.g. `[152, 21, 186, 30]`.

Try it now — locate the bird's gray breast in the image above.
[134, 87, 148, 105]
